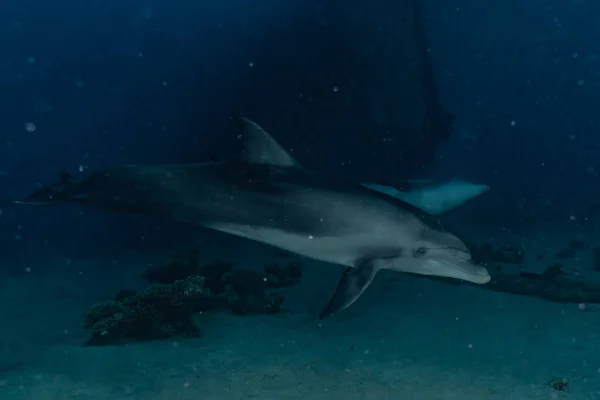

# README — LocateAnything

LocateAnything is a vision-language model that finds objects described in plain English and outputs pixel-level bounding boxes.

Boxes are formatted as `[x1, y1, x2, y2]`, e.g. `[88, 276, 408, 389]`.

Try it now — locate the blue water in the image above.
[1, 1, 600, 399]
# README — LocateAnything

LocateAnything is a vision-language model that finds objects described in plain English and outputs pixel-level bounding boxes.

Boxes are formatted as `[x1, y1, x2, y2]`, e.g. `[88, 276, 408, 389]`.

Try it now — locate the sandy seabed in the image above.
[1, 228, 600, 400]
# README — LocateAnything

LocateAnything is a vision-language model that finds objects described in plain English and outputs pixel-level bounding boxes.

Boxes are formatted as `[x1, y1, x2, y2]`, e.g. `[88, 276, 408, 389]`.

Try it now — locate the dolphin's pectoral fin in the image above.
[319, 259, 380, 320]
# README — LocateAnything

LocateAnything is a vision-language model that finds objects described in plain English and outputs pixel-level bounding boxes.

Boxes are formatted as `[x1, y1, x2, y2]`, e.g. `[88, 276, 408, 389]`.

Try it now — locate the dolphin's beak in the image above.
[449, 261, 490, 284]
[429, 260, 491, 284]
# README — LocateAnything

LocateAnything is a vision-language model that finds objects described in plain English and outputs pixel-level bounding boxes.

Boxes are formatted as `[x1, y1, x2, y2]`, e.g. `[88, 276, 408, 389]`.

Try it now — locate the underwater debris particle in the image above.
[24, 122, 36, 132]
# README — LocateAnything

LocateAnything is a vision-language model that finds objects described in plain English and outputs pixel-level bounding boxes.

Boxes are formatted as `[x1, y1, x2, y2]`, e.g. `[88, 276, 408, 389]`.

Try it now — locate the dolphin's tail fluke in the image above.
[362, 179, 490, 215]
[13, 172, 86, 206]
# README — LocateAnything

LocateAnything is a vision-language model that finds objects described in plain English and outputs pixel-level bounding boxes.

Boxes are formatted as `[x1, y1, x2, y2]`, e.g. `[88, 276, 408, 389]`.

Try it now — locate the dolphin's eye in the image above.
[414, 247, 428, 257]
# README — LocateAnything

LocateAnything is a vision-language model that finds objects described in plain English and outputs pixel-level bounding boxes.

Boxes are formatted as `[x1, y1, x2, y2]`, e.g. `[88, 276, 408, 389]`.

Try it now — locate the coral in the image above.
[114, 289, 137, 302]
[83, 302, 127, 332]
[263, 262, 303, 289]
[83, 276, 207, 346]
[139, 256, 300, 313]
[86, 256, 304, 345]
[198, 259, 235, 294]
[224, 283, 283, 316]
[221, 270, 284, 315]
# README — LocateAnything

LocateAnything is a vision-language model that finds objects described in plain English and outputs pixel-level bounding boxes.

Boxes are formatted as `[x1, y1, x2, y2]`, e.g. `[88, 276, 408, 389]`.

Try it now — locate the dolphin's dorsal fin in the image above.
[236, 117, 299, 168]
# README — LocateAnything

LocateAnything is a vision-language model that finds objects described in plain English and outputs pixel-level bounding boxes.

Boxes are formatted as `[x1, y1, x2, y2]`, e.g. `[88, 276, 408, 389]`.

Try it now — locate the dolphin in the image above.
[12, 118, 491, 318]
[362, 179, 490, 215]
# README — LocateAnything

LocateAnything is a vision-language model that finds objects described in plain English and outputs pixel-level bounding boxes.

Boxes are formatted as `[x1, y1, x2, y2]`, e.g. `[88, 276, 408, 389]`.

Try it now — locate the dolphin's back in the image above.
[78, 162, 267, 224]
[75, 161, 433, 238]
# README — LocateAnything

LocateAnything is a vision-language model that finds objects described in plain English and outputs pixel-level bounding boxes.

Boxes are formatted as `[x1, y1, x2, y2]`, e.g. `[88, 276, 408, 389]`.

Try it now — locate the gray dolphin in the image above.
[362, 179, 490, 215]
[13, 118, 490, 318]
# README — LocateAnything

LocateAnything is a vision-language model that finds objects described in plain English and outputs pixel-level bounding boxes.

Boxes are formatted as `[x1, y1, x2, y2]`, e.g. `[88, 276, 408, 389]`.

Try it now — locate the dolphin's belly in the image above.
[204, 221, 396, 267]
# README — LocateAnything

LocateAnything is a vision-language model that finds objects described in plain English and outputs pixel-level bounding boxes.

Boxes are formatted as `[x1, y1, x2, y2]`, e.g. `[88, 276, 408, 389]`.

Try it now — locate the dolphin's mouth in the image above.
[430, 260, 491, 284]
[450, 261, 491, 284]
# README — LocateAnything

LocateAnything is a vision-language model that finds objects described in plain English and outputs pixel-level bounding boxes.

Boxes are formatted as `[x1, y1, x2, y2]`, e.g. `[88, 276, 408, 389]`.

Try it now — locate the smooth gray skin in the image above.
[16, 118, 490, 318]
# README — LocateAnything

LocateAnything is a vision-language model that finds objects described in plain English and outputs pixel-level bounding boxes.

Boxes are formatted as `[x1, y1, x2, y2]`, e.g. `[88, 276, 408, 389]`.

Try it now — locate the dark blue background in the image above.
[424, 0, 600, 226]
[1, 0, 599, 260]
[1, 0, 322, 259]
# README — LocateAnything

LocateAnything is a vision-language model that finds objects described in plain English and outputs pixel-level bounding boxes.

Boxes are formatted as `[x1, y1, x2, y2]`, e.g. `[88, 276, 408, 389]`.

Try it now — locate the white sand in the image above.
[1, 232, 600, 399]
